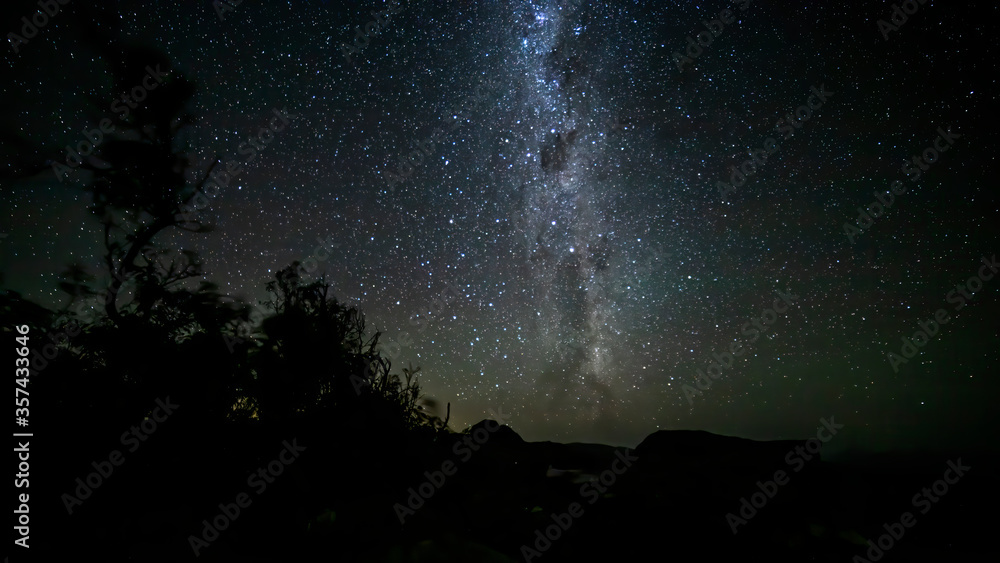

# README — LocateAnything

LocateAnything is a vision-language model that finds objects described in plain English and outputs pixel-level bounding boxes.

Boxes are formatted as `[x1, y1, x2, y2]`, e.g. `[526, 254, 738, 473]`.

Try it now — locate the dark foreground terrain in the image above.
[22, 412, 997, 562]
[4, 278, 994, 562]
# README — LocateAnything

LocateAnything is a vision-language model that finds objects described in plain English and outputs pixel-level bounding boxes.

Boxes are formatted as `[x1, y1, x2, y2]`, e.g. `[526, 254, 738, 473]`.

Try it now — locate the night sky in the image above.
[2, 0, 997, 455]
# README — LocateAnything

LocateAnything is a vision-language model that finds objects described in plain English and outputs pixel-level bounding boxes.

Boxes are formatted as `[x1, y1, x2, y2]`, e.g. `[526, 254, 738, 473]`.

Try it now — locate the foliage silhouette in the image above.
[234, 261, 451, 436]
[43, 23, 227, 326]
[5, 21, 470, 562]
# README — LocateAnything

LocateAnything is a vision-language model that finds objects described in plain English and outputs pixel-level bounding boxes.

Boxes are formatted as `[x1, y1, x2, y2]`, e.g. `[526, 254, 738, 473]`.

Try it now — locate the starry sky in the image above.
[2, 0, 998, 455]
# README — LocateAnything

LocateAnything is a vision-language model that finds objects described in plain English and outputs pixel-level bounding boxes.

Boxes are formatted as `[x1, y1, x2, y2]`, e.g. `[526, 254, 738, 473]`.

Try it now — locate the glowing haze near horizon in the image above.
[2, 0, 997, 455]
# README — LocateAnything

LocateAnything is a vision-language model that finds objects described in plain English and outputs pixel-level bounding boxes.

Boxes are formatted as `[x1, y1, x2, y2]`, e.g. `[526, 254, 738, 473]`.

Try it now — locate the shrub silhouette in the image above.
[242, 261, 450, 437]
[4, 32, 457, 560]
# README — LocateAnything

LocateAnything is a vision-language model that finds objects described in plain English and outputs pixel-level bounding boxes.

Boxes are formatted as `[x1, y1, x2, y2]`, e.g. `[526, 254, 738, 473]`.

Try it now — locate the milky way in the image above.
[2, 0, 997, 452]
[504, 1, 624, 425]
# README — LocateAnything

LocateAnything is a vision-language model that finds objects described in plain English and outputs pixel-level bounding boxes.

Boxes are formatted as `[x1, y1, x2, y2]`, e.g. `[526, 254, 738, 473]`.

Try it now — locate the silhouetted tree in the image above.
[245, 262, 449, 436]
[3, 21, 461, 561]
